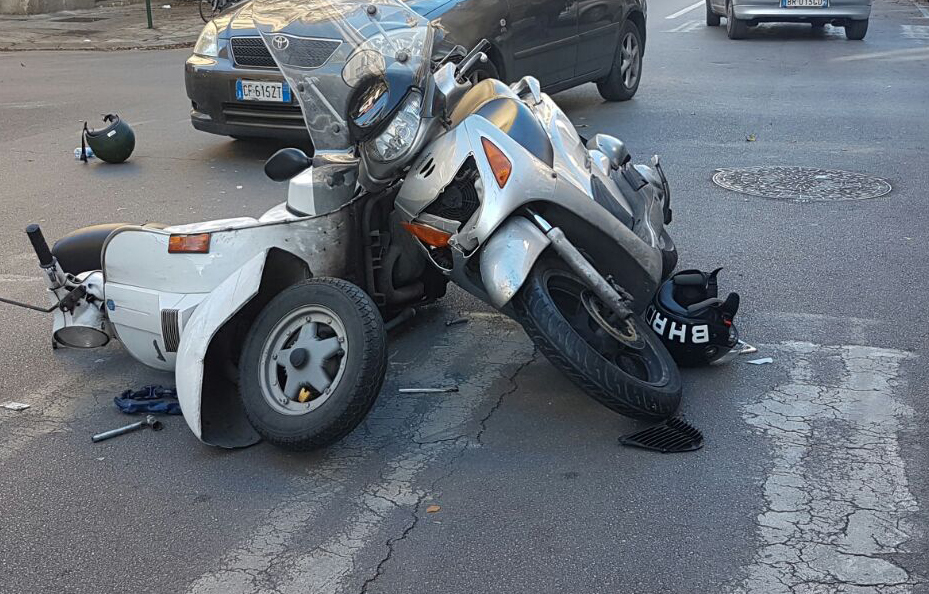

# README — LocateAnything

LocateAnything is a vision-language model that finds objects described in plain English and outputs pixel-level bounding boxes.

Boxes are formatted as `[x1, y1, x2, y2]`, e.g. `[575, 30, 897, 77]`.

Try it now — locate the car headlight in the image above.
[369, 91, 422, 162]
[193, 21, 218, 58]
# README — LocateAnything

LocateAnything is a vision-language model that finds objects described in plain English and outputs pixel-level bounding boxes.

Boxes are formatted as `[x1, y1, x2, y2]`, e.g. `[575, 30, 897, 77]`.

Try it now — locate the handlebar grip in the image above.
[25, 224, 54, 267]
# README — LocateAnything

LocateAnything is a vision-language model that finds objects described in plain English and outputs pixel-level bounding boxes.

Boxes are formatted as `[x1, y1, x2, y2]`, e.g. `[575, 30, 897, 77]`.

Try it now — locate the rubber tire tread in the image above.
[845, 19, 868, 40]
[513, 260, 682, 421]
[238, 277, 387, 451]
[596, 19, 643, 102]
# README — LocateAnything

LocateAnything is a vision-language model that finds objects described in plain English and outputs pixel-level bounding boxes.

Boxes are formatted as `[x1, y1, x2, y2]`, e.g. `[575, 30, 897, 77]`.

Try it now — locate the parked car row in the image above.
[185, 0, 649, 139]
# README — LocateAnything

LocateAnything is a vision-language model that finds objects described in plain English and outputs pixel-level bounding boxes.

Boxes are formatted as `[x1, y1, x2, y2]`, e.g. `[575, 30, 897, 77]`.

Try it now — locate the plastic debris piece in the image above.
[747, 357, 773, 365]
[746, 133, 757, 142]
[398, 387, 459, 394]
[445, 317, 468, 327]
[737, 340, 758, 355]
[1, 401, 30, 411]
[620, 417, 703, 453]
[426, 505, 441, 513]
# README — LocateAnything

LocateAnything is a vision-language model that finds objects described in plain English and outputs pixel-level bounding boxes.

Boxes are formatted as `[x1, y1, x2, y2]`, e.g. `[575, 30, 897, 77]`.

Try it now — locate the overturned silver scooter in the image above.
[13, 0, 683, 451]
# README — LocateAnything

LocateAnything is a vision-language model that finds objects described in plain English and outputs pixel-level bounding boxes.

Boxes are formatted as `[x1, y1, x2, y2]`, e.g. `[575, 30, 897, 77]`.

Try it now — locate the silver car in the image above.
[705, 0, 870, 39]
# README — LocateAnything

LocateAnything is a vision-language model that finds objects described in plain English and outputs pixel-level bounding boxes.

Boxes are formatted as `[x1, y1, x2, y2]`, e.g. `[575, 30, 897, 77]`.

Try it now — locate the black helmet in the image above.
[645, 268, 740, 366]
[82, 114, 135, 164]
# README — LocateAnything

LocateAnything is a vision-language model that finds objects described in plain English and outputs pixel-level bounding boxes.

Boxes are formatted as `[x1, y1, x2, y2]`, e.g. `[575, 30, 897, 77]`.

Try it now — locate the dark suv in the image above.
[185, 0, 648, 139]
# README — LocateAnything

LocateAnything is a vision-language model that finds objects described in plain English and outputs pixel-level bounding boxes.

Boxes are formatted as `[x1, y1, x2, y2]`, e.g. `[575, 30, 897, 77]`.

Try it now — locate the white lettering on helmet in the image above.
[652, 312, 668, 335]
[668, 321, 687, 343]
[692, 325, 710, 344]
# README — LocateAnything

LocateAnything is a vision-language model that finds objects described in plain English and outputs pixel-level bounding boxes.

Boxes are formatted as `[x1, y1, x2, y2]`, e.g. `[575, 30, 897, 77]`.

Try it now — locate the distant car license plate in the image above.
[236, 80, 291, 102]
[781, 0, 826, 6]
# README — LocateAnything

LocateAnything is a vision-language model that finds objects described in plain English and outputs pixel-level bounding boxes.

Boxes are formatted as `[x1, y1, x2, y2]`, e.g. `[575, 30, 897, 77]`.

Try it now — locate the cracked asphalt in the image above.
[1, 0, 928, 592]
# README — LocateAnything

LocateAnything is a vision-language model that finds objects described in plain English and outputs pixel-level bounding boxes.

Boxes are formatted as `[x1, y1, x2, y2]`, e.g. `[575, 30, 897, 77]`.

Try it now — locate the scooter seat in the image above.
[52, 222, 166, 274]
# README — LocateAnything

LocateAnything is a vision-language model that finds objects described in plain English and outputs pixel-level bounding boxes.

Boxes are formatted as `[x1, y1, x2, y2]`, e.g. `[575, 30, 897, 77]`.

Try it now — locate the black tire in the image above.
[706, 0, 721, 26]
[238, 278, 387, 450]
[513, 258, 682, 421]
[596, 19, 643, 102]
[845, 19, 868, 40]
[726, 0, 749, 39]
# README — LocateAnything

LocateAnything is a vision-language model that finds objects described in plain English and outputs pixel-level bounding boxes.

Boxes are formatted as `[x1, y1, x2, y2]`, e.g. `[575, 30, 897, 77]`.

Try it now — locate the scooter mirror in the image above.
[587, 134, 630, 170]
[265, 148, 314, 182]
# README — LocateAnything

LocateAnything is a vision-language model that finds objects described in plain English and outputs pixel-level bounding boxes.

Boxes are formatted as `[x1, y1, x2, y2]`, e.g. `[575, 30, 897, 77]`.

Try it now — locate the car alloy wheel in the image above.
[619, 31, 641, 90]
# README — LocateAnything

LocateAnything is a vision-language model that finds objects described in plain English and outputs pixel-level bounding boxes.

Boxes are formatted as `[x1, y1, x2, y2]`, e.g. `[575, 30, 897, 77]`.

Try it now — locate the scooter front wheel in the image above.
[513, 258, 682, 421]
[238, 278, 387, 450]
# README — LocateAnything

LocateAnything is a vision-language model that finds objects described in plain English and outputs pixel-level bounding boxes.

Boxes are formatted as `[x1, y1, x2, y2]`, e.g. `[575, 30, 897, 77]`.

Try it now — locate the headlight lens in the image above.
[369, 91, 422, 162]
[193, 21, 218, 58]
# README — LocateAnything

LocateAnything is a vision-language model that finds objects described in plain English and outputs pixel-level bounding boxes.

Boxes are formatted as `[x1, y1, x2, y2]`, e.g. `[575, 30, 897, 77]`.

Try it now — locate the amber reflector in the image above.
[401, 222, 452, 248]
[168, 233, 211, 254]
[481, 137, 512, 188]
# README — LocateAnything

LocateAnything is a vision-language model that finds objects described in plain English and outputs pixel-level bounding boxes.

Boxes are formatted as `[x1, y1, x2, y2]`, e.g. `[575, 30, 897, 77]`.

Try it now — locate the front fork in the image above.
[527, 211, 634, 321]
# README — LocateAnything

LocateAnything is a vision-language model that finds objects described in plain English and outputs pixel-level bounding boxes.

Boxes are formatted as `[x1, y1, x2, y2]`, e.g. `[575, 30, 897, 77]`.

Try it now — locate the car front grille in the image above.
[230, 36, 277, 68]
[221, 102, 306, 131]
[230, 35, 341, 69]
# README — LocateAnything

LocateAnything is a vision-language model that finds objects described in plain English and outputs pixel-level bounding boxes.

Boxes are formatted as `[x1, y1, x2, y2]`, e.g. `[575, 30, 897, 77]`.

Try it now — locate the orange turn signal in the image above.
[481, 137, 512, 188]
[168, 233, 211, 254]
[401, 221, 452, 248]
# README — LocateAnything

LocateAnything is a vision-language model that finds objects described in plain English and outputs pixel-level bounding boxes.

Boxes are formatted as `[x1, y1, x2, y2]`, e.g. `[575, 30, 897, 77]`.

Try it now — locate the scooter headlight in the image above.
[368, 91, 422, 163]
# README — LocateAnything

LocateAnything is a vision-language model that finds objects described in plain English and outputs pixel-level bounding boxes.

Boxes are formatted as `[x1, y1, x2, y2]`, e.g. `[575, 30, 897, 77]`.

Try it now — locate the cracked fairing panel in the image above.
[738, 342, 920, 594]
[175, 251, 269, 445]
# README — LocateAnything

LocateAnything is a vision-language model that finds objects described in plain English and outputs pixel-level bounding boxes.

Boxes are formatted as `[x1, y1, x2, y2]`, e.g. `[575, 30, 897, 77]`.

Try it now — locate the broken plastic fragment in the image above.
[426, 505, 441, 513]
[1, 402, 30, 411]
[747, 357, 773, 365]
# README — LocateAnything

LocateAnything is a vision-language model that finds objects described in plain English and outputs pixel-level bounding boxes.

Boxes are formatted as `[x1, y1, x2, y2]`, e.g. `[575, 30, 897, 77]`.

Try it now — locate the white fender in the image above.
[175, 250, 268, 447]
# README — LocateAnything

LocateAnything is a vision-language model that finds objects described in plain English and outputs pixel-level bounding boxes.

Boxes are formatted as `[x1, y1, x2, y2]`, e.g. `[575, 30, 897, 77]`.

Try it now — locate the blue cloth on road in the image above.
[114, 385, 182, 415]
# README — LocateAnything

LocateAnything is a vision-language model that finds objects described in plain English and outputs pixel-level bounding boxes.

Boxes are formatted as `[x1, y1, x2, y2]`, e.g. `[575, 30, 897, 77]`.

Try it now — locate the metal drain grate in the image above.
[712, 166, 891, 202]
[619, 417, 704, 453]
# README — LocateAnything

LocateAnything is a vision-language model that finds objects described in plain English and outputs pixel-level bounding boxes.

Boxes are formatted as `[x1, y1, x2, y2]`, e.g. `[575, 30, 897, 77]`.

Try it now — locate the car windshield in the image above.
[252, 0, 432, 152]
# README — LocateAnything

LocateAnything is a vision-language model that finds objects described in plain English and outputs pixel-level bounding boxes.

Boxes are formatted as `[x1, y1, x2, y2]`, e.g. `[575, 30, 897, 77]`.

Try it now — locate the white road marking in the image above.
[738, 342, 919, 593]
[665, 0, 704, 19]
[831, 46, 929, 62]
[664, 19, 703, 33]
[915, 2, 929, 18]
[901, 24, 929, 38]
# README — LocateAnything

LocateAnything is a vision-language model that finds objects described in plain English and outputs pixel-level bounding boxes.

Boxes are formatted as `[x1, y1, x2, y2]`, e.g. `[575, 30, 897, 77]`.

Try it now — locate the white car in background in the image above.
[705, 0, 870, 39]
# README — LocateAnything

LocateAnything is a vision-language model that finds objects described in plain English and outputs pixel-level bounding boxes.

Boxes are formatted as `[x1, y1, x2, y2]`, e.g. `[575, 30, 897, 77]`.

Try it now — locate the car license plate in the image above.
[236, 80, 291, 102]
[781, 0, 826, 6]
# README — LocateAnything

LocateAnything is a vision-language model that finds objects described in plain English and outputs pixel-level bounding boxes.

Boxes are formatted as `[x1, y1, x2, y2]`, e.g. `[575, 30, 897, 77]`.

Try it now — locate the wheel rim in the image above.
[619, 32, 640, 90]
[543, 270, 666, 385]
[727, 2, 734, 31]
[258, 304, 348, 416]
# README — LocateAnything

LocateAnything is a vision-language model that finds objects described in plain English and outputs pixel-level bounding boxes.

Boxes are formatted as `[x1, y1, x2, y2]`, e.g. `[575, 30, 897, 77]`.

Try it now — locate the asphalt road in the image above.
[1, 1, 928, 592]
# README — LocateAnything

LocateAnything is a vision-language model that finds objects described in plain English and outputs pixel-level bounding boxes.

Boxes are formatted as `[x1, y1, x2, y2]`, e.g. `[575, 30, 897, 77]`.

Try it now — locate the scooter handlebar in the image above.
[25, 224, 54, 267]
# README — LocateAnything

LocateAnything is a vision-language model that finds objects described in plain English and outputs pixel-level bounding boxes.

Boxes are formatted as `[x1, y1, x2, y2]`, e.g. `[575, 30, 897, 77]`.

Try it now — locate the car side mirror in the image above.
[264, 148, 313, 182]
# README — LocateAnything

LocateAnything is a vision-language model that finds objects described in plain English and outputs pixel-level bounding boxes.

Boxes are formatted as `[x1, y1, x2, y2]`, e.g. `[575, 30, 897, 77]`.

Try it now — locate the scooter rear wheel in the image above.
[238, 278, 387, 450]
[513, 258, 682, 421]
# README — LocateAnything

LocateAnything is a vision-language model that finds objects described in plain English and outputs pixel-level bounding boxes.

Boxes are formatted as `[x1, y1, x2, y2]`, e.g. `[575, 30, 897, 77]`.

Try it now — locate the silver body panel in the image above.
[396, 76, 668, 311]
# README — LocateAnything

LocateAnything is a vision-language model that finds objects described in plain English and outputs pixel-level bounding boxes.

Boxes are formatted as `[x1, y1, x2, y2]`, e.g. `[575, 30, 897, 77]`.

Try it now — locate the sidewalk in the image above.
[0, 1, 203, 51]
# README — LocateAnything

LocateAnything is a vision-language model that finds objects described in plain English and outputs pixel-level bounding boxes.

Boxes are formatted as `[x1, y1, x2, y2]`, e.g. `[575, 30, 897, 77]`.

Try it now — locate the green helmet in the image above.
[83, 114, 135, 164]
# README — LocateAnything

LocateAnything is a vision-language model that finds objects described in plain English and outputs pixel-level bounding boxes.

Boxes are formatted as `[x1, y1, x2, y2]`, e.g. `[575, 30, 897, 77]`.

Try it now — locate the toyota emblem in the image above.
[272, 35, 289, 50]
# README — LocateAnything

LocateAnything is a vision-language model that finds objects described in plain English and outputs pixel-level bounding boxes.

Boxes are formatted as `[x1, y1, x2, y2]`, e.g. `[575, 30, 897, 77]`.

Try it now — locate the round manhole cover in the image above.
[712, 166, 891, 202]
